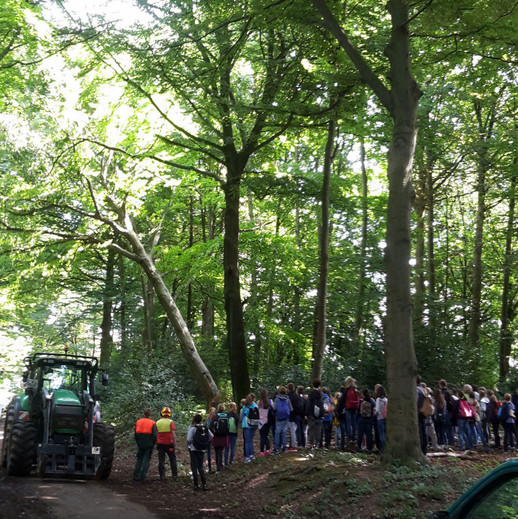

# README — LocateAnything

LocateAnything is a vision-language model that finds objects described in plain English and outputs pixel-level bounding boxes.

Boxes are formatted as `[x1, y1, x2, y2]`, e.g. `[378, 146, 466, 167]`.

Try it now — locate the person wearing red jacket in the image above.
[133, 408, 157, 481]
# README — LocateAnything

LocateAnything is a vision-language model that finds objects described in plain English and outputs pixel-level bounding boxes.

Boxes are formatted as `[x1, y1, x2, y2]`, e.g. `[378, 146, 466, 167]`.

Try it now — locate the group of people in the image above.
[133, 376, 518, 491]
[133, 406, 178, 482]
[416, 377, 518, 454]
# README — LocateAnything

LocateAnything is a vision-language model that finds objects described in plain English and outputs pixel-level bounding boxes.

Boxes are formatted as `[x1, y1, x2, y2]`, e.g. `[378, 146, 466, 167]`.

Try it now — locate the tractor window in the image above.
[45, 365, 83, 393]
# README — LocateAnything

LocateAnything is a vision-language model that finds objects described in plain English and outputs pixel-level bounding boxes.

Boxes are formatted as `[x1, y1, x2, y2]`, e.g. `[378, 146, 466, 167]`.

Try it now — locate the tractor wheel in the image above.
[93, 422, 115, 480]
[6, 421, 37, 476]
[1, 405, 14, 468]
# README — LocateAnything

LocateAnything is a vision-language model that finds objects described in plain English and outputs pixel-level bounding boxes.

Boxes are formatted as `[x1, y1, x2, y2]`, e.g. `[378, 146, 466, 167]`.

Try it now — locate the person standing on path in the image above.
[133, 408, 157, 481]
[187, 413, 213, 491]
[156, 406, 178, 481]
[305, 380, 324, 449]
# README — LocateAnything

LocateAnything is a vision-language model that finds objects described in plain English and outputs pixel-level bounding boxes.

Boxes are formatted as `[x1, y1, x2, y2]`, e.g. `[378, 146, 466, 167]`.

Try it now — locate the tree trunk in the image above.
[186, 194, 195, 330]
[99, 249, 115, 367]
[223, 163, 250, 403]
[499, 163, 517, 379]
[141, 274, 154, 353]
[354, 138, 368, 350]
[382, 0, 424, 465]
[311, 0, 425, 463]
[312, 118, 336, 381]
[468, 100, 495, 352]
[426, 167, 436, 299]
[413, 166, 426, 327]
[105, 210, 220, 405]
[118, 251, 128, 361]
[201, 204, 215, 339]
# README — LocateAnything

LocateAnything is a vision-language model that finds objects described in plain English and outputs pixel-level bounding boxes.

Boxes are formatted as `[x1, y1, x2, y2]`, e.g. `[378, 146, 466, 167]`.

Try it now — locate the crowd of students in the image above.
[135, 376, 518, 490]
[416, 377, 518, 455]
[200, 376, 518, 467]
[196, 377, 389, 474]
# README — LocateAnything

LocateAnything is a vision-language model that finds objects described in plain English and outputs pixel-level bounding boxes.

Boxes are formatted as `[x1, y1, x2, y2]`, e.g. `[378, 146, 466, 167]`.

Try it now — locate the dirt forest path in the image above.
[0, 477, 160, 519]
[0, 416, 159, 519]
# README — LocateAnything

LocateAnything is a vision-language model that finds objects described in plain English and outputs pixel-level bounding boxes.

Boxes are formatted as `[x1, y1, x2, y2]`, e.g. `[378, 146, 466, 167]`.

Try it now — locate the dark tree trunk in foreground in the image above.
[311, 0, 425, 464]
[223, 162, 251, 403]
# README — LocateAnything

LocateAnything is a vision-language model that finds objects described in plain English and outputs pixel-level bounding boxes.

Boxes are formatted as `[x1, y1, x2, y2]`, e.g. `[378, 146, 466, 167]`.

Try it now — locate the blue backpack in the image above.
[276, 398, 290, 421]
[498, 402, 510, 423]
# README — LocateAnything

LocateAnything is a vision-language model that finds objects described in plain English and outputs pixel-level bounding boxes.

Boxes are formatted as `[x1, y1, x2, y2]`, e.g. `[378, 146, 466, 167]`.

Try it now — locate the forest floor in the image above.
[2, 420, 517, 519]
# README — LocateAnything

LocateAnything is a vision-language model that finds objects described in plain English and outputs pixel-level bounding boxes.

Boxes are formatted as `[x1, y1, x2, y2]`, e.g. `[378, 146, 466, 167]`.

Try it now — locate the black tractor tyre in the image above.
[6, 421, 37, 476]
[93, 422, 115, 480]
[1, 405, 15, 468]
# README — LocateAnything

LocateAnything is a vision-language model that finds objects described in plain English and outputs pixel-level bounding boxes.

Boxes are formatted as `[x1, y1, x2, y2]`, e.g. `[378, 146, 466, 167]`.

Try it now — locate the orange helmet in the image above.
[161, 407, 172, 417]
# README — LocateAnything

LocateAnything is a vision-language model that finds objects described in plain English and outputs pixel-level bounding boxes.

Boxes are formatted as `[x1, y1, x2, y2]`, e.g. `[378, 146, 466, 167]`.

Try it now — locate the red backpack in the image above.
[458, 400, 473, 419]
[345, 388, 360, 410]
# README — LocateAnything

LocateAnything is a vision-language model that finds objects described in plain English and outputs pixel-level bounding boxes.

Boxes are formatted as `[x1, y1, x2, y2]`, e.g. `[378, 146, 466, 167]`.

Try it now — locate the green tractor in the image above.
[1, 350, 115, 479]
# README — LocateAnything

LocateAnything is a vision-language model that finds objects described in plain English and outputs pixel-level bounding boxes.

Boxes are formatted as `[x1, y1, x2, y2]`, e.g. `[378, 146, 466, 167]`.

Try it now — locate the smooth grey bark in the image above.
[468, 100, 496, 352]
[312, 118, 337, 382]
[141, 275, 154, 352]
[311, 0, 425, 464]
[499, 161, 517, 379]
[99, 248, 115, 367]
[118, 252, 128, 361]
[354, 138, 369, 349]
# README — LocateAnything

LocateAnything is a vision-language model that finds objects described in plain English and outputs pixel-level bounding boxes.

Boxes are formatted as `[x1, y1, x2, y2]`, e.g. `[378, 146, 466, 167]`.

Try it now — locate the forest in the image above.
[1, 0, 518, 465]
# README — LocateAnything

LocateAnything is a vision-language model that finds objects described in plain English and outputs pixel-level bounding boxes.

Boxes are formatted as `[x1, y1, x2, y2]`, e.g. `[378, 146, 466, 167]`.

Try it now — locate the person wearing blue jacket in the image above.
[241, 393, 260, 462]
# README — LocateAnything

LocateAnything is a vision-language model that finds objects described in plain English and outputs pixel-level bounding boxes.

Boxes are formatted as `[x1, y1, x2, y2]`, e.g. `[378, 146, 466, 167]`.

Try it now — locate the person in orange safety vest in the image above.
[133, 408, 157, 481]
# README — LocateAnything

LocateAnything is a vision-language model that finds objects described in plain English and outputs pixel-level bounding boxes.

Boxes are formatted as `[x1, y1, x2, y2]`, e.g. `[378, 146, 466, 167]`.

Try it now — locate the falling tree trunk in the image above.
[499, 163, 517, 379]
[99, 249, 115, 367]
[223, 162, 251, 403]
[311, 0, 425, 464]
[312, 118, 336, 381]
[103, 207, 220, 404]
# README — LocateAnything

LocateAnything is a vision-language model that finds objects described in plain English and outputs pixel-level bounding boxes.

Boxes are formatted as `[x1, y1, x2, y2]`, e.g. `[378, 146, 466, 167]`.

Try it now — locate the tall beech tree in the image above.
[310, 0, 424, 464]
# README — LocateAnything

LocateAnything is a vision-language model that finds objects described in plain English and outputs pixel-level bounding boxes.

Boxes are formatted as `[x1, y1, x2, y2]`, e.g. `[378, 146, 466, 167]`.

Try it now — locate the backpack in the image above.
[307, 391, 324, 418]
[192, 425, 210, 450]
[458, 400, 473, 419]
[246, 405, 261, 427]
[345, 388, 360, 410]
[213, 412, 229, 436]
[292, 394, 305, 416]
[323, 398, 331, 413]
[267, 404, 276, 425]
[276, 398, 290, 421]
[380, 399, 388, 419]
[360, 399, 373, 418]
[433, 405, 445, 423]
[228, 414, 237, 434]
[418, 388, 434, 417]
[498, 402, 510, 423]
